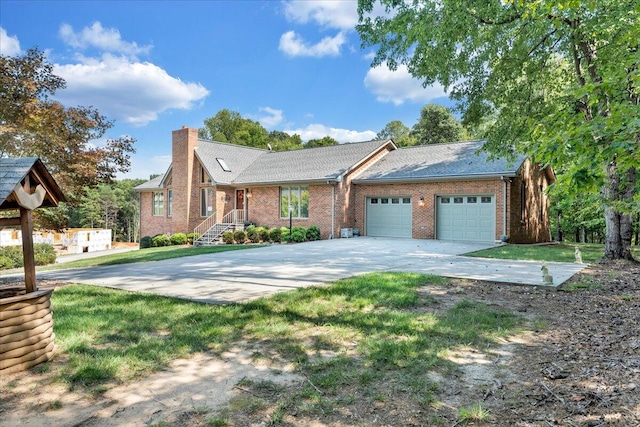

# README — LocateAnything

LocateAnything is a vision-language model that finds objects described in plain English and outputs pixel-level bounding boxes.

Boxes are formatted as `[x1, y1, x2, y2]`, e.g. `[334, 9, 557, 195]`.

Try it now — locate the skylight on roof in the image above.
[216, 158, 231, 172]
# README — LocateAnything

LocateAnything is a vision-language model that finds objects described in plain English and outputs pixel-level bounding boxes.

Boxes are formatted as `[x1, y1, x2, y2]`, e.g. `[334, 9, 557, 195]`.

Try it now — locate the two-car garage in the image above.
[365, 194, 496, 242]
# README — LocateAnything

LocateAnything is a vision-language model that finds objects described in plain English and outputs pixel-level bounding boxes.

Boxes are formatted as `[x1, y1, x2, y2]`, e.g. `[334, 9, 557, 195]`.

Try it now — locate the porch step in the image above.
[194, 223, 244, 246]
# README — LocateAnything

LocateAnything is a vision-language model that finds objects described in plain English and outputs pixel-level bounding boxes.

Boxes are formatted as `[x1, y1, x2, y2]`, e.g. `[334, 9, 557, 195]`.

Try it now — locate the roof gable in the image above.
[0, 157, 66, 209]
[195, 139, 266, 185]
[353, 140, 527, 183]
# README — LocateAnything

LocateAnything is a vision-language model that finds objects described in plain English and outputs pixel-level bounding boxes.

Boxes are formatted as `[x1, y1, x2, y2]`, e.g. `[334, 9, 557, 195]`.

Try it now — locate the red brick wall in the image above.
[246, 185, 335, 239]
[171, 127, 198, 233]
[139, 191, 173, 237]
[353, 180, 506, 240]
[508, 160, 553, 243]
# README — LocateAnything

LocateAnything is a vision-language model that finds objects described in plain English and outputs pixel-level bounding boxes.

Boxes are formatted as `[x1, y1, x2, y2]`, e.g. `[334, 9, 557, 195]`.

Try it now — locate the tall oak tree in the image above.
[358, 0, 639, 260]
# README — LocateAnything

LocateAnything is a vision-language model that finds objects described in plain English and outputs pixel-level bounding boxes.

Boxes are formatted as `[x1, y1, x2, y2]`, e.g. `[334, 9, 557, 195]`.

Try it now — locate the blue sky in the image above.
[1, 0, 450, 180]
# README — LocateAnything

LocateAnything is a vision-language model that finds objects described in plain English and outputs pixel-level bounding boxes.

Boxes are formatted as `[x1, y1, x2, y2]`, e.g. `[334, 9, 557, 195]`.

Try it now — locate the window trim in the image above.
[167, 189, 173, 217]
[280, 186, 309, 219]
[200, 188, 213, 218]
[152, 191, 164, 216]
[200, 165, 212, 184]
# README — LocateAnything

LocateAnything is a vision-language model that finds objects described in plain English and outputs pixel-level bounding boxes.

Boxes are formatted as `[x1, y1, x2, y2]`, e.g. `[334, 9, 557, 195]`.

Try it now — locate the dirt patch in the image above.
[1, 262, 639, 426]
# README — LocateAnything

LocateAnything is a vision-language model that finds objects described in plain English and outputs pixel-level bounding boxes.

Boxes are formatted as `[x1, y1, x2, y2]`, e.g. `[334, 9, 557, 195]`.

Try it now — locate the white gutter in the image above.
[352, 172, 518, 185]
[330, 184, 335, 239]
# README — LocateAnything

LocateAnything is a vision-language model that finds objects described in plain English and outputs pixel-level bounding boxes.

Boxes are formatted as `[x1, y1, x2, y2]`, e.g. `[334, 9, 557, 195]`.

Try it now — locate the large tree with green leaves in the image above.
[268, 130, 303, 151]
[303, 136, 339, 148]
[358, 0, 639, 261]
[410, 104, 466, 145]
[377, 120, 416, 147]
[0, 48, 136, 197]
[200, 109, 269, 148]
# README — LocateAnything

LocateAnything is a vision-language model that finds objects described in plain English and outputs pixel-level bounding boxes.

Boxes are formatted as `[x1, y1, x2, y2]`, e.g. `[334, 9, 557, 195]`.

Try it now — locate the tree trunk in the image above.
[635, 213, 639, 246]
[602, 164, 635, 261]
[556, 211, 563, 242]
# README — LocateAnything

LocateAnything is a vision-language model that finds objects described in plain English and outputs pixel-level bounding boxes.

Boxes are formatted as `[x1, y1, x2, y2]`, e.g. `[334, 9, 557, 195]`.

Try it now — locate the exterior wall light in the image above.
[418, 196, 425, 207]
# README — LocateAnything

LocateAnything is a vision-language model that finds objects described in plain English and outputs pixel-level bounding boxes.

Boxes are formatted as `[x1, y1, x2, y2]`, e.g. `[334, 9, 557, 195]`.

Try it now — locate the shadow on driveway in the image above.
[38, 238, 586, 304]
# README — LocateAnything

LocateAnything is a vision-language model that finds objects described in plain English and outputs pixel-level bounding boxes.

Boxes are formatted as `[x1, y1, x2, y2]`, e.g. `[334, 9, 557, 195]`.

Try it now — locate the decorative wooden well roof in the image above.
[0, 157, 66, 210]
[0, 157, 66, 293]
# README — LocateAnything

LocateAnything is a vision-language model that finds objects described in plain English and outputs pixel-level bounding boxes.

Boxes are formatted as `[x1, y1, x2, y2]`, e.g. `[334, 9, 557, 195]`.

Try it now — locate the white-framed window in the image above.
[201, 165, 212, 184]
[200, 188, 213, 217]
[153, 192, 164, 216]
[167, 189, 173, 217]
[280, 186, 309, 218]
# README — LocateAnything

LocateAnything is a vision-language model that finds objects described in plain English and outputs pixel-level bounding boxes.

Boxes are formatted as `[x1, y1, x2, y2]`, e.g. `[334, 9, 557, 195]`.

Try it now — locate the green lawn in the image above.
[48, 272, 522, 416]
[463, 242, 626, 263]
[39, 244, 262, 271]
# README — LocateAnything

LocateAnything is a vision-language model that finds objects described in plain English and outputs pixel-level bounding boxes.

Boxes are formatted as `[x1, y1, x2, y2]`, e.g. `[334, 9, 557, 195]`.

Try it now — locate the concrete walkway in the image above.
[33, 238, 587, 304]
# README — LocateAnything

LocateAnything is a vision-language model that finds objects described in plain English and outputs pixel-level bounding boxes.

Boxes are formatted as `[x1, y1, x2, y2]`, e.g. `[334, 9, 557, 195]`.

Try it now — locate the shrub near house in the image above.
[0, 243, 57, 270]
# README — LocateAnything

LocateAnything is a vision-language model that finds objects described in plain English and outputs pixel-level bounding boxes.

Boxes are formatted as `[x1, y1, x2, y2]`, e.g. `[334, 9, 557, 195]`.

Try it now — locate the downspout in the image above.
[330, 184, 335, 239]
[502, 176, 508, 240]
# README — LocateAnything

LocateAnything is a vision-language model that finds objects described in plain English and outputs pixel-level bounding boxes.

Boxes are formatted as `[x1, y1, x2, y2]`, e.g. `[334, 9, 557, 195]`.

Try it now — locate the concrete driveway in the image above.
[35, 238, 587, 304]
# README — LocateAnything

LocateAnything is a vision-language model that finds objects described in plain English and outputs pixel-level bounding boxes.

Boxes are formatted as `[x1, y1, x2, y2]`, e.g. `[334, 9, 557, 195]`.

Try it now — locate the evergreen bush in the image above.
[169, 233, 187, 245]
[140, 236, 153, 249]
[152, 234, 170, 247]
[280, 227, 290, 242]
[0, 246, 23, 268]
[246, 226, 260, 243]
[268, 227, 282, 243]
[34, 243, 56, 266]
[257, 227, 270, 242]
[291, 226, 306, 243]
[233, 230, 246, 244]
[186, 232, 200, 244]
[0, 256, 15, 270]
[222, 231, 234, 244]
[306, 225, 321, 241]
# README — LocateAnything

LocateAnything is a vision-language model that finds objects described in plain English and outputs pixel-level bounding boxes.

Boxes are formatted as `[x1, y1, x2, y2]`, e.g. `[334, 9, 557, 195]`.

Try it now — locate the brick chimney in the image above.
[171, 126, 199, 233]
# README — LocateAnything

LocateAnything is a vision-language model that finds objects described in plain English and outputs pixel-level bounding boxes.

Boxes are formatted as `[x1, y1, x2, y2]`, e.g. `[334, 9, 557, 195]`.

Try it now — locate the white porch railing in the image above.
[194, 209, 245, 246]
[220, 209, 245, 225]
[194, 211, 217, 238]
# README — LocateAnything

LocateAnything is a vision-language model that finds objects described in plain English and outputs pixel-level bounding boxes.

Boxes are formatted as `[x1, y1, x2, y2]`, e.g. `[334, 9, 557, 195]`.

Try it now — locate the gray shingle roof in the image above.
[233, 139, 392, 185]
[0, 157, 39, 203]
[196, 140, 266, 184]
[353, 140, 526, 183]
[134, 174, 165, 191]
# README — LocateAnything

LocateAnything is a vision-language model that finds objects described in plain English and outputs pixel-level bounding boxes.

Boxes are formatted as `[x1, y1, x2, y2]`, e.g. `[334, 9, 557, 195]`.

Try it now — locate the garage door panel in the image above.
[366, 197, 412, 238]
[437, 195, 495, 242]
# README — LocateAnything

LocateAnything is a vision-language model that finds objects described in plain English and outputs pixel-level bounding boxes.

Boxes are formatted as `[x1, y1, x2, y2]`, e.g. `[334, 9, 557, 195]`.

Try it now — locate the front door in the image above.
[236, 189, 244, 211]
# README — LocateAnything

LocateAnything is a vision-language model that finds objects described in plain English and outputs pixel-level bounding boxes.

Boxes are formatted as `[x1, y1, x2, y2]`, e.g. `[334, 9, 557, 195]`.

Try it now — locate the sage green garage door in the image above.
[366, 196, 412, 238]
[436, 195, 495, 242]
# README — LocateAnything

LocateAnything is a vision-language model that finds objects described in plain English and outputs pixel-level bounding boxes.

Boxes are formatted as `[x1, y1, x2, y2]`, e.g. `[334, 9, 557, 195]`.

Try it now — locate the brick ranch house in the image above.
[135, 126, 554, 244]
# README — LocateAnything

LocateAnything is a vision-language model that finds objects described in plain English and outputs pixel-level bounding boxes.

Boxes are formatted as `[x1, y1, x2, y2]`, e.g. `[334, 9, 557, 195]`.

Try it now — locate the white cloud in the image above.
[364, 63, 447, 105]
[257, 107, 284, 128]
[59, 22, 151, 59]
[0, 27, 21, 56]
[279, 30, 345, 57]
[54, 54, 209, 126]
[282, 0, 358, 30]
[284, 123, 376, 143]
